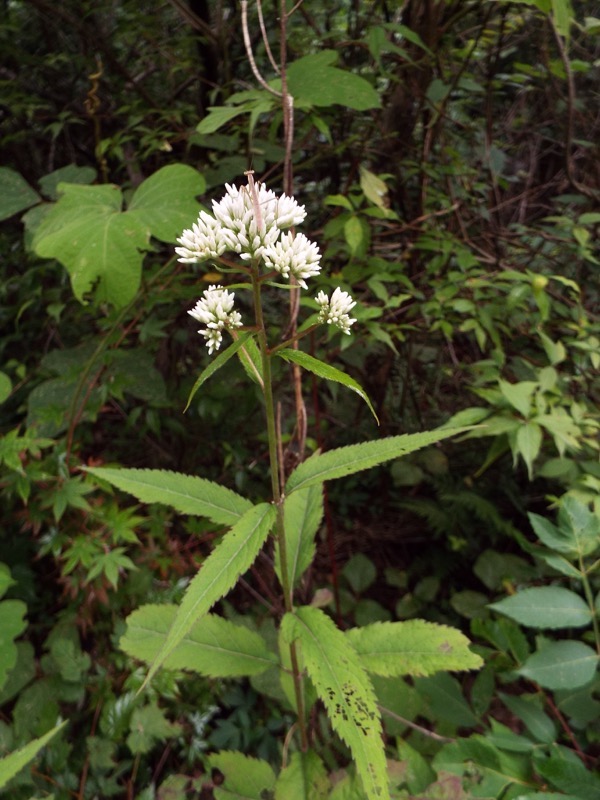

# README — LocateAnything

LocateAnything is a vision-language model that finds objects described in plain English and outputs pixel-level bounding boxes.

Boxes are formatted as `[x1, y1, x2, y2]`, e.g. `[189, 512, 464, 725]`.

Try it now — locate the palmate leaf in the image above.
[33, 183, 149, 307]
[143, 503, 276, 687]
[285, 427, 469, 494]
[85, 467, 252, 527]
[120, 604, 278, 677]
[281, 606, 389, 800]
[346, 620, 483, 677]
[277, 348, 378, 423]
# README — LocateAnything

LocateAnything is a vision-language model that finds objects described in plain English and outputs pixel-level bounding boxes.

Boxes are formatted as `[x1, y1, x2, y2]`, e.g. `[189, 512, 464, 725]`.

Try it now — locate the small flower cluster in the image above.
[177, 175, 357, 352]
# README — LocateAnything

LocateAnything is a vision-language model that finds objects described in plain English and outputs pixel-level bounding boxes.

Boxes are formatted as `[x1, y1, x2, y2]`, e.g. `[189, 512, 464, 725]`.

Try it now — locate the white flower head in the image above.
[188, 285, 242, 354]
[175, 211, 228, 263]
[263, 232, 322, 288]
[316, 287, 357, 335]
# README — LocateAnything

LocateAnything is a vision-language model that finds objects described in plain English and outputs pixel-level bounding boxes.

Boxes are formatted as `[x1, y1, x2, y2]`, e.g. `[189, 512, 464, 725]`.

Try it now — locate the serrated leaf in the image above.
[128, 164, 205, 243]
[85, 467, 252, 526]
[33, 183, 149, 307]
[143, 503, 276, 687]
[209, 751, 276, 800]
[346, 620, 482, 677]
[277, 348, 378, 423]
[0, 721, 67, 789]
[0, 167, 40, 220]
[489, 586, 591, 629]
[281, 606, 389, 800]
[121, 604, 278, 677]
[275, 751, 329, 800]
[285, 427, 468, 494]
[275, 483, 324, 592]
[185, 332, 256, 411]
[517, 641, 598, 690]
[126, 704, 181, 755]
[286, 51, 380, 111]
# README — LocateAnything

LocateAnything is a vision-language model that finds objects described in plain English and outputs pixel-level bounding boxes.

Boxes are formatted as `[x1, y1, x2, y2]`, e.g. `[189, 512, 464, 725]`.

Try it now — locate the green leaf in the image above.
[33, 183, 149, 307]
[517, 641, 598, 690]
[285, 427, 468, 494]
[120, 604, 278, 677]
[128, 164, 205, 243]
[197, 105, 250, 134]
[346, 620, 483, 677]
[0, 721, 67, 789]
[38, 164, 96, 200]
[85, 467, 252, 526]
[535, 746, 600, 800]
[277, 348, 378, 423]
[498, 692, 557, 744]
[499, 379, 538, 417]
[0, 598, 27, 692]
[551, 0, 573, 39]
[344, 215, 366, 255]
[275, 751, 329, 800]
[185, 332, 256, 412]
[0, 372, 11, 404]
[359, 167, 388, 209]
[126, 704, 181, 755]
[515, 421, 543, 479]
[281, 605, 389, 800]
[143, 503, 276, 687]
[276, 483, 324, 591]
[0, 167, 40, 220]
[209, 751, 276, 800]
[286, 51, 381, 111]
[489, 587, 592, 629]
[414, 673, 479, 728]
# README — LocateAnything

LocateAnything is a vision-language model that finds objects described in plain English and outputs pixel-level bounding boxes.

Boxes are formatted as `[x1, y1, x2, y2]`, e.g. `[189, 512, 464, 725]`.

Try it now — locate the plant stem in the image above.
[579, 558, 600, 655]
[251, 259, 308, 750]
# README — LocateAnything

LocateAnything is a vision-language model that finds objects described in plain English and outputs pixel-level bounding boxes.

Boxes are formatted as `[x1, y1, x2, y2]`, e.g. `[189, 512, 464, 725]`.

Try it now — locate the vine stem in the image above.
[250, 259, 308, 751]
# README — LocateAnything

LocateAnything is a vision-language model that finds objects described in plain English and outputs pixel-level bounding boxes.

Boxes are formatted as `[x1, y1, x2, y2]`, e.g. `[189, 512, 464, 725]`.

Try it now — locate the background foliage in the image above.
[1, 0, 599, 797]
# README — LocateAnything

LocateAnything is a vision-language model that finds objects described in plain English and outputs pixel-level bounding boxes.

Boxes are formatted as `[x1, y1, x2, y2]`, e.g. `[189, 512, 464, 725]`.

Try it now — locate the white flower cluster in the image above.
[188, 285, 242, 355]
[316, 287, 357, 335]
[178, 175, 357, 353]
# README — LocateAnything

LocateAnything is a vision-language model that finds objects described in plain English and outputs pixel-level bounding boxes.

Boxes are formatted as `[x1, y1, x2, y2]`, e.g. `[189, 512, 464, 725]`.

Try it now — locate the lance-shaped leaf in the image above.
[120, 604, 278, 677]
[0, 722, 67, 789]
[346, 620, 483, 677]
[33, 183, 149, 307]
[184, 332, 256, 411]
[143, 502, 276, 687]
[286, 427, 469, 494]
[127, 164, 205, 243]
[275, 483, 324, 592]
[277, 348, 378, 423]
[85, 467, 252, 527]
[281, 606, 389, 800]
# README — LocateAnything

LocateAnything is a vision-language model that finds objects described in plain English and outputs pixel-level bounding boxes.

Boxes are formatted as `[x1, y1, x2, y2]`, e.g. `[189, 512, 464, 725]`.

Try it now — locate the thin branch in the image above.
[257, 0, 280, 74]
[241, 0, 282, 97]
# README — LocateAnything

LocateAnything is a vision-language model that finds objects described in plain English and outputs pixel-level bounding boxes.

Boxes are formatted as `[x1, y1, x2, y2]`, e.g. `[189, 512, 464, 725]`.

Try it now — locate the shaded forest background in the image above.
[0, 0, 599, 798]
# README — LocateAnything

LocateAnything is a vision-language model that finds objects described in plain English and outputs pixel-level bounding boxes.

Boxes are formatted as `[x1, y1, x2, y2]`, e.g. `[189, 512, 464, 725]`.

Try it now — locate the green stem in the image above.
[579, 557, 600, 655]
[250, 260, 308, 750]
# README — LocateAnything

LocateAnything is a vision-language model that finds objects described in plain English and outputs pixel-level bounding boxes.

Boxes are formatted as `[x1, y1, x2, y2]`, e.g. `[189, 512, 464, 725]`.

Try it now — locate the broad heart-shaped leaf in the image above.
[208, 751, 276, 800]
[286, 50, 381, 111]
[489, 586, 592, 629]
[285, 427, 469, 494]
[120, 604, 278, 677]
[143, 503, 276, 688]
[33, 183, 149, 307]
[275, 483, 324, 592]
[281, 606, 389, 800]
[517, 641, 598, 690]
[0, 721, 67, 790]
[85, 467, 252, 526]
[346, 620, 483, 677]
[276, 349, 378, 423]
[0, 167, 41, 220]
[127, 164, 205, 243]
[185, 332, 256, 412]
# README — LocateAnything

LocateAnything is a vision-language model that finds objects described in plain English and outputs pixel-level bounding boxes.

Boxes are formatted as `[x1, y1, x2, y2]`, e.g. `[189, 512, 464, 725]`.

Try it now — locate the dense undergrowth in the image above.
[1, 0, 599, 798]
